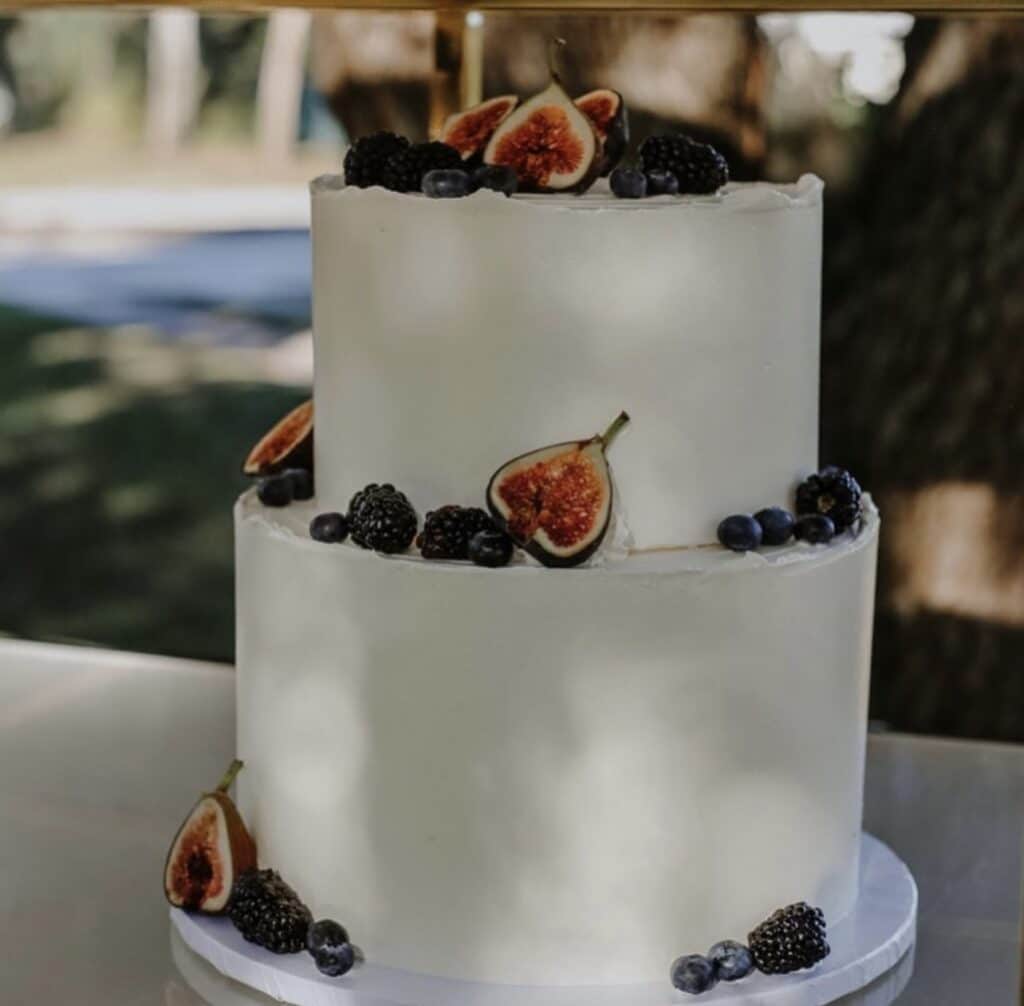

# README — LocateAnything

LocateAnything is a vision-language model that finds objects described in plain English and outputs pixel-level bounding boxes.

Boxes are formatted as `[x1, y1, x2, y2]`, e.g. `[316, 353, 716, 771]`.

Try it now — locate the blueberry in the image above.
[717, 514, 763, 552]
[471, 164, 518, 195]
[307, 919, 356, 977]
[422, 169, 471, 198]
[310, 512, 349, 544]
[610, 167, 648, 199]
[468, 529, 514, 567]
[282, 467, 314, 501]
[671, 954, 718, 995]
[257, 474, 293, 508]
[794, 513, 835, 544]
[754, 506, 795, 546]
[707, 940, 754, 982]
[646, 169, 679, 195]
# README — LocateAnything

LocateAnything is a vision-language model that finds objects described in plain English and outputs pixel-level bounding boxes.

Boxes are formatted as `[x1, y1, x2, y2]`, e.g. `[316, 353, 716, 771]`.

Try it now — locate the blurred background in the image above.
[1, 11, 1021, 742]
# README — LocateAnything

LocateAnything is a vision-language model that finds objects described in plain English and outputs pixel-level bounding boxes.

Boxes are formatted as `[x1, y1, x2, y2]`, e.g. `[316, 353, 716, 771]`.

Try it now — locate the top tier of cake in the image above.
[311, 175, 823, 549]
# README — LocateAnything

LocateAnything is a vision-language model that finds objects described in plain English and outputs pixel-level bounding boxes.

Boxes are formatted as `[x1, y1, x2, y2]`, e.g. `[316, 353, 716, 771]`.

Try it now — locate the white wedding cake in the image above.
[231, 171, 879, 988]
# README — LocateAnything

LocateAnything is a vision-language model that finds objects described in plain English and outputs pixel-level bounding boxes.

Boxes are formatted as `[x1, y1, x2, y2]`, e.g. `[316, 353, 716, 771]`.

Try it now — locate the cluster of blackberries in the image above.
[256, 468, 313, 508]
[343, 132, 519, 198]
[418, 504, 515, 566]
[717, 466, 863, 553]
[671, 902, 829, 996]
[348, 483, 418, 554]
[228, 869, 359, 978]
[609, 135, 729, 200]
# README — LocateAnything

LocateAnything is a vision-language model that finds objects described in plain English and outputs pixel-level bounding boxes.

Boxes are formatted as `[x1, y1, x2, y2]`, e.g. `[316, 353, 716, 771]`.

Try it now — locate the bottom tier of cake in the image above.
[234, 493, 879, 987]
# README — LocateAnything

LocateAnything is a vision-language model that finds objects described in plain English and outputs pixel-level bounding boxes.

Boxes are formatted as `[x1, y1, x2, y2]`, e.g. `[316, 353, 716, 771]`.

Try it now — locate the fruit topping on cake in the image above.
[645, 168, 680, 196]
[707, 940, 755, 981]
[228, 868, 313, 954]
[468, 528, 515, 568]
[348, 483, 418, 554]
[422, 168, 472, 199]
[310, 511, 350, 544]
[243, 399, 313, 477]
[417, 505, 496, 560]
[574, 88, 629, 176]
[609, 166, 647, 199]
[639, 134, 729, 194]
[670, 954, 718, 995]
[257, 474, 294, 508]
[471, 164, 519, 195]
[717, 514, 763, 552]
[382, 141, 462, 193]
[343, 132, 410, 189]
[483, 39, 599, 193]
[754, 506, 795, 546]
[163, 759, 256, 914]
[796, 466, 863, 530]
[793, 513, 836, 544]
[440, 95, 519, 161]
[748, 902, 830, 975]
[307, 919, 357, 977]
[486, 411, 629, 568]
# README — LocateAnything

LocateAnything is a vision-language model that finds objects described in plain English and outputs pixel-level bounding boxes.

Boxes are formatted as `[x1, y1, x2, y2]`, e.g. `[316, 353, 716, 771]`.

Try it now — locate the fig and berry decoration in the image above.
[440, 95, 519, 162]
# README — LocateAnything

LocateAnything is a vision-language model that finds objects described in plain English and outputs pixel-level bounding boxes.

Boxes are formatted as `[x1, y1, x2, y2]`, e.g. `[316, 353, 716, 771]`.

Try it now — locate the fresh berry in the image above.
[417, 505, 495, 560]
[645, 169, 680, 195]
[423, 169, 471, 199]
[717, 514, 763, 552]
[344, 132, 409, 189]
[228, 869, 312, 954]
[749, 902, 829, 975]
[793, 513, 835, 544]
[310, 512, 349, 544]
[610, 166, 647, 199]
[347, 483, 417, 554]
[795, 466, 863, 530]
[282, 467, 314, 501]
[468, 529, 515, 567]
[306, 919, 356, 977]
[382, 141, 462, 193]
[639, 135, 728, 194]
[258, 474, 293, 508]
[754, 506, 795, 546]
[670, 954, 718, 995]
[471, 164, 519, 195]
[707, 940, 754, 982]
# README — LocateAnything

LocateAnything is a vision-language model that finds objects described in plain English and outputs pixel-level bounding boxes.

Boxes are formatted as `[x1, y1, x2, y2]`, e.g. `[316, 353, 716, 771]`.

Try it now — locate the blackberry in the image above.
[639, 135, 728, 194]
[417, 505, 495, 560]
[228, 869, 312, 954]
[344, 132, 409, 189]
[748, 902, 829, 975]
[795, 466, 863, 530]
[382, 141, 461, 193]
[348, 483, 417, 553]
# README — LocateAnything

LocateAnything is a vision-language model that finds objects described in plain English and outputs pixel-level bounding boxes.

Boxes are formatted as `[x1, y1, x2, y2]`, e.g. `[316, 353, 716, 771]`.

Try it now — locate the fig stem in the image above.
[215, 759, 244, 794]
[599, 411, 631, 450]
[548, 37, 567, 82]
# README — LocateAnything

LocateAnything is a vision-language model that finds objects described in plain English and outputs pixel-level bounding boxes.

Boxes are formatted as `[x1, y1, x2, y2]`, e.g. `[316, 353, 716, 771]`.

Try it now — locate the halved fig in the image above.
[440, 95, 519, 162]
[164, 759, 257, 913]
[243, 399, 313, 476]
[483, 41, 599, 192]
[575, 89, 629, 176]
[486, 411, 630, 567]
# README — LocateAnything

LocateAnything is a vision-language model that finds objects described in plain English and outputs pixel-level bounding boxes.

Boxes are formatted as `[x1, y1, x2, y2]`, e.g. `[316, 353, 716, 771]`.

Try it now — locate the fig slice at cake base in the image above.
[243, 399, 313, 477]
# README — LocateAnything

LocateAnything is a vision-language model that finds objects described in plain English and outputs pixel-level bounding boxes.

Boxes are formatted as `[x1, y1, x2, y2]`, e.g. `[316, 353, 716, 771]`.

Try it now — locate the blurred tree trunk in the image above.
[257, 10, 311, 163]
[146, 9, 200, 155]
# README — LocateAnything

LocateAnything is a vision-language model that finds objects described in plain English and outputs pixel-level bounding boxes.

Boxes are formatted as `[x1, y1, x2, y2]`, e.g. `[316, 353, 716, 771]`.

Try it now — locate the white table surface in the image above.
[1, 639, 1021, 1005]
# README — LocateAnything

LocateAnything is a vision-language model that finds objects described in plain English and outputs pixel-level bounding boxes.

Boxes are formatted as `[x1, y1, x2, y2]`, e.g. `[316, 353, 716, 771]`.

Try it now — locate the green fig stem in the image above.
[548, 37, 567, 83]
[599, 411, 630, 450]
[215, 759, 244, 794]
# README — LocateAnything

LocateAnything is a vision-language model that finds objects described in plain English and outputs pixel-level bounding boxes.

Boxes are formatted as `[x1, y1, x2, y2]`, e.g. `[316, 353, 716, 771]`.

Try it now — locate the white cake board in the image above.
[170, 833, 916, 1006]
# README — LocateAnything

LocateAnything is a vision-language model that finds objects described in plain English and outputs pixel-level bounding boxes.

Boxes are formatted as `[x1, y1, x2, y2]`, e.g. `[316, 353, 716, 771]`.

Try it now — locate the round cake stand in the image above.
[170, 833, 917, 1006]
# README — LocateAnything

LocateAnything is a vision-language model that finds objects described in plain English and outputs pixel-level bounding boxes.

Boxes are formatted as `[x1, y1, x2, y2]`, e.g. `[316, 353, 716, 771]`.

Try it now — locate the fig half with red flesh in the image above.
[242, 399, 313, 476]
[487, 412, 630, 567]
[575, 89, 629, 176]
[164, 759, 257, 913]
[440, 95, 519, 161]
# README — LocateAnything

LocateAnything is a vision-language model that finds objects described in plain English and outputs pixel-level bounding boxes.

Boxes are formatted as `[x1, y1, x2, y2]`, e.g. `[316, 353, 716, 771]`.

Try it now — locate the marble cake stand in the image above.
[170, 833, 917, 1006]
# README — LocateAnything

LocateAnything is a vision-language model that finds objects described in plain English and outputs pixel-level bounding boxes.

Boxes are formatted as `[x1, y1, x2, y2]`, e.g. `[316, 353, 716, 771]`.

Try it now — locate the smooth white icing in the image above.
[310, 177, 823, 549]
[235, 492, 878, 985]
